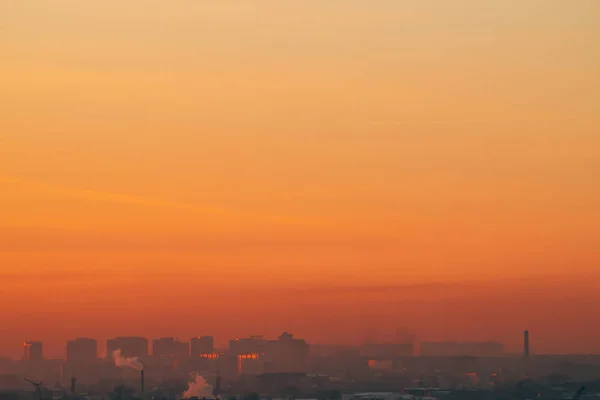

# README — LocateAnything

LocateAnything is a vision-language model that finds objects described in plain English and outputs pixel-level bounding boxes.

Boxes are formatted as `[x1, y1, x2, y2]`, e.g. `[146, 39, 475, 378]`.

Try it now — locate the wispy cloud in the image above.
[0, 175, 327, 228]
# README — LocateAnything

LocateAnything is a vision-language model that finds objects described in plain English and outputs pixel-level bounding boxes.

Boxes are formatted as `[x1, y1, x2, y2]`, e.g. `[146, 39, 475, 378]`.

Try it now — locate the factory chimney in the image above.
[71, 377, 76, 394]
[140, 370, 144, 394]
[213, 370, 221, 397]
[524, 330, 530, 358]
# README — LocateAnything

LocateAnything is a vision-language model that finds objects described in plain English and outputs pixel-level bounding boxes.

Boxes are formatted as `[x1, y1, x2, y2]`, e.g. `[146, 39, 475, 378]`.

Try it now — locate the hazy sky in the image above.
[1, 1, 599, 358]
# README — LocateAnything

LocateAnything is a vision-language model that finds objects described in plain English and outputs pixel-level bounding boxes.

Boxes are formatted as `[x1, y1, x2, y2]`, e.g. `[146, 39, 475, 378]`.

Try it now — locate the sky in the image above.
[0, 1, 599, 359]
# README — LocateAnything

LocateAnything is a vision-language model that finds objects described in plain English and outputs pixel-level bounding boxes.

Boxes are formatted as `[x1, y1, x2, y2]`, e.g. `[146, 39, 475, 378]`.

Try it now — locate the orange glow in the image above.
[199, 353, 219, 360]
[237, 353, 261, 374]
[237, 353, 259, 360]
[1, 1, 600, 359]
[368, 360, 393, 370]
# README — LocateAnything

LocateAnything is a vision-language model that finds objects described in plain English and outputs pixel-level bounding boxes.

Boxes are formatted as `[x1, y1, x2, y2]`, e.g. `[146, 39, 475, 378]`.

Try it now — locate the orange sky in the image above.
[1, 1, 599, 359]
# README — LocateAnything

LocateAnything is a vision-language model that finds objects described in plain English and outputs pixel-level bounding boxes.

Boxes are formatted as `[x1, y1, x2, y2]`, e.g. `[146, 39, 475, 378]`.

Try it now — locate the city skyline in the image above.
[2, 1, 599, 362]
[4, 329, 544, 361]
[3, 272, 599, 359]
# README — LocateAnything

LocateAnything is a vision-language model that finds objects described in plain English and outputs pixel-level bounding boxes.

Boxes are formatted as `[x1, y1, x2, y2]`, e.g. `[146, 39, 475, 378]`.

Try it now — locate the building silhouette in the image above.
[420, 341, 504, 357]
[275, 332, 309, 373]
[229, 335, 273, 355]
[153, 337, 189, 359]
[227, 333, 309, 373]
[237, 352, 264, 375]
[67, 338, 97, 363]
[106, 337, 148, 359]
[23, 341, 43, 361]
[191, 336, 214, 357]
[359, 343, 414, 358]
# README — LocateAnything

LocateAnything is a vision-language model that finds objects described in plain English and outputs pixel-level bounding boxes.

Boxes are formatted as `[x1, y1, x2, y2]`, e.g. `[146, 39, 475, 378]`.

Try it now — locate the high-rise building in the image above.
[227, 333, 309, 373]
[229, 335, 274, 355]
[174, 341, 189, 359]
[153, 337, 189, 359]
[237, 353, 264, 375]
[67, 338, 97, 363]
[524, 330, 529, 357]
[274, 332, 309, 373]
[23, 341, 43, 361]
[191, 336, 214, 357]
[106, 337, 148, 359]
[153, 337, 175, 357]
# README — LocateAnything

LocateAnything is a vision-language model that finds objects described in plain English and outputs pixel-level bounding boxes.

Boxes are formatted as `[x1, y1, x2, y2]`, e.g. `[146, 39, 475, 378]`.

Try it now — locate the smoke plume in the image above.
[183, 374, 213, 399]
[112, 349, 144, 371]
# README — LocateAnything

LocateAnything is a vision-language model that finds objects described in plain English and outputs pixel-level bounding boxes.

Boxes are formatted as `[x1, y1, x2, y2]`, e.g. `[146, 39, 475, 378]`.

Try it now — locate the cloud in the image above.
[0, 175, 327, 228]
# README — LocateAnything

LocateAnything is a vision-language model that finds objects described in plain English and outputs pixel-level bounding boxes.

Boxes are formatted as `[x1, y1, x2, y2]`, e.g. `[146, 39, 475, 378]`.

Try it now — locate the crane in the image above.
[571, 387, 585, 400]
[24, 378, 43, 400]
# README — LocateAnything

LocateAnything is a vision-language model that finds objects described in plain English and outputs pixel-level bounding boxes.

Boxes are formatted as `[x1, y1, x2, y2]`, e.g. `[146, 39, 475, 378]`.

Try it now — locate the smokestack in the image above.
[524, 329, 529, 358]
[141, 370, 144, 394]
[213, 370, 221, 397]
[71, 377, 76, 394]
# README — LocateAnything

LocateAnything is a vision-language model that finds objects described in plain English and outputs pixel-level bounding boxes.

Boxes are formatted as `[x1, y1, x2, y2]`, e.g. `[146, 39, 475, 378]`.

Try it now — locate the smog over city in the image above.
[1, 1, 599, 400]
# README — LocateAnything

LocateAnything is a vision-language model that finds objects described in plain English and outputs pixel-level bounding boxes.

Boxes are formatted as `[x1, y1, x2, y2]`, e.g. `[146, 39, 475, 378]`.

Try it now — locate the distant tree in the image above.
[282, 386, 300, 400]
[546, 374, 570, 385]
[111, 384, 136, 400]
[315, 390, 328, 400]
[161, 378, 188, 399]
[514, 379, 548, 400]
[315, 389, 340, 400]
[243, 392, 260, 400]
[111, 385, 124, 400]
[328, 390, 341, 400]
[0, 391, 22, 400]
